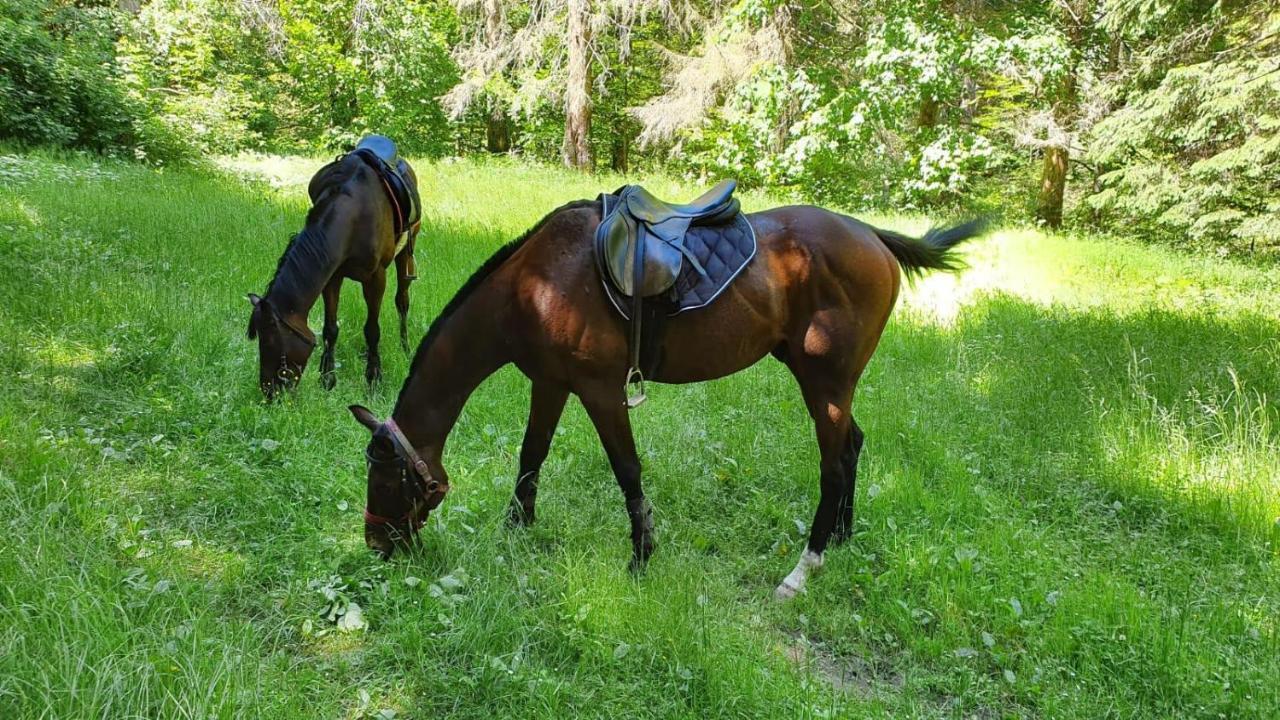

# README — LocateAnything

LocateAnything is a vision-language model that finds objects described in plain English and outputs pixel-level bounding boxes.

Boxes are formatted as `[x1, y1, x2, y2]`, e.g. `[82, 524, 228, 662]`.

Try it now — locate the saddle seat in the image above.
[598, 180, 741, 298]
[622, 181, 738, 225]
[351, 134, 421, 242]
[593, 180, 757, 408]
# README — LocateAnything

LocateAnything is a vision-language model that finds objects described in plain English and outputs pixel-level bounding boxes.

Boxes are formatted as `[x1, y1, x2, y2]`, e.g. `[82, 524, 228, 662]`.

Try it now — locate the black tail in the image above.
[872, 218, 987, 280]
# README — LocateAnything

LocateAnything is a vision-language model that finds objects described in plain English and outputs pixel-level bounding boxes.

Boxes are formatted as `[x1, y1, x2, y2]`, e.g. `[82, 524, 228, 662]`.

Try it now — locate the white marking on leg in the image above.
[774, 548, 824, 600]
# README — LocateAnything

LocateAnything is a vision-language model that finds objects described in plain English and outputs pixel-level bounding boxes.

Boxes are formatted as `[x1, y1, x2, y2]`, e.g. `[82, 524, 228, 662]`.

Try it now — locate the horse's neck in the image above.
[267, 225, 343, 321]
[392, 281, 512, 455]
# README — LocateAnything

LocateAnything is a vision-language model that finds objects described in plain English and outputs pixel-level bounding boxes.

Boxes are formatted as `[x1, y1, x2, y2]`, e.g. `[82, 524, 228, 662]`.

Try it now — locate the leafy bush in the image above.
[0, 0, 139, 153]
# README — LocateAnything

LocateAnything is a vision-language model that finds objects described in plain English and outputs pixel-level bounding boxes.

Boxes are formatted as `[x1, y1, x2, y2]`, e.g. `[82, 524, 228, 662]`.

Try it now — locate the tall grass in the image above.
[1, 150, 1276, 718]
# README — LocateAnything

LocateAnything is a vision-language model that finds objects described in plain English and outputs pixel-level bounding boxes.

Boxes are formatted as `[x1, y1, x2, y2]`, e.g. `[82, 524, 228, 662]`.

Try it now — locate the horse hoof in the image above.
[628, 557, 648, 575]
[506, 502, 535, 527]
[773, 582, 801, 601]
[320, 373, 336, 390]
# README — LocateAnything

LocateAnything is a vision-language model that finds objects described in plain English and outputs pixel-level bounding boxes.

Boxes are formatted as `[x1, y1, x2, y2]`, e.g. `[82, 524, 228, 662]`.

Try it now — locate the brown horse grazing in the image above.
[248, 140, 421, 399]
[349, 198, 982, 599]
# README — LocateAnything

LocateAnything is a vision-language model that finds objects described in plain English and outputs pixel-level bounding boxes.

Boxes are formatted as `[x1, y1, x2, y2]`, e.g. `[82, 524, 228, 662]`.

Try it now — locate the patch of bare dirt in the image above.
[783, 631, 903, 696]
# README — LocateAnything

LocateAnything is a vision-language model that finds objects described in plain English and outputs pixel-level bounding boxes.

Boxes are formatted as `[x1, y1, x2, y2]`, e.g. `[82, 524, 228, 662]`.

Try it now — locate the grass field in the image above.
[1, 149, 1277, 719]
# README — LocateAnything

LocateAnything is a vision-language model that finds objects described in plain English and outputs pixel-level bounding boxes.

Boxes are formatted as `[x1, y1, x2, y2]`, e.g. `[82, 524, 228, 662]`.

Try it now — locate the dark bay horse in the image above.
[349, 199, 982, 598]
[247, 150, 420, 399]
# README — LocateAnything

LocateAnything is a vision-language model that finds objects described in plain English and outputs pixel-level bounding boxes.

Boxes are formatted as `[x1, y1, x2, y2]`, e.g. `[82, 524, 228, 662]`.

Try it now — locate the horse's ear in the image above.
[246, 294, 262, 340]
[348, 405, 381, 433]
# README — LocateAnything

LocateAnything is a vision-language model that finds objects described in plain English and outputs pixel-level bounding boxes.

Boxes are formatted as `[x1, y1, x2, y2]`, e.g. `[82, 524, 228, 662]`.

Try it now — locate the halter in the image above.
[263, 306, 316, 390]
[363, 417, 450, 530]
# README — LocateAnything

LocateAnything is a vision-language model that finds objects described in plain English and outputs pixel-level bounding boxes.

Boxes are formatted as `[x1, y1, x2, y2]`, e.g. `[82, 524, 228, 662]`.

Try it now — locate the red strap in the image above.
[363, 507, 425, 531]
[364, 508, 398, 526]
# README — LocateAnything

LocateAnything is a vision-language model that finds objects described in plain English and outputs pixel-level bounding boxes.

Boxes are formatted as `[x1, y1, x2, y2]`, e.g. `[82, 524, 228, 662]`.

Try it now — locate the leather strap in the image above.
[384, 418, 437, 491]
[354, 148, 407, 236]
[376, 170, 405, 236]
[362, 414, 450, 530]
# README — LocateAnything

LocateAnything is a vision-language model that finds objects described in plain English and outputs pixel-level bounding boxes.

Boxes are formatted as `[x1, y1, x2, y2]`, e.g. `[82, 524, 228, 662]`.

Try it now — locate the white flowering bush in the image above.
[905, 131, 996, 197]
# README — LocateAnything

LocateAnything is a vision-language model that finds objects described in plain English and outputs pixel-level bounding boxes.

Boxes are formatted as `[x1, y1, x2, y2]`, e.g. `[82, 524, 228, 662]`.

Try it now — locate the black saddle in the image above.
[594, 180, 757, 407]
[351, 135, 421, 240]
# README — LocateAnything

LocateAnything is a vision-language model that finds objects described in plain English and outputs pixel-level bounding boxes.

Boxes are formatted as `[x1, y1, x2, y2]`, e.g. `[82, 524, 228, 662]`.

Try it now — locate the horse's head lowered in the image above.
[349, 404, 450, 558]
[246, 294, 316, 400]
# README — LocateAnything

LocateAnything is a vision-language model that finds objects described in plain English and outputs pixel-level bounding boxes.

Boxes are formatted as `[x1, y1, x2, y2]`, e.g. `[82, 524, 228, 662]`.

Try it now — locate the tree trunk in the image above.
[769, 3, 796, 154]
[1037, 145, 1068, 229]
[1036, 0, 1090, 229]
[611, 132, 629, 172]
[483, 0, 510, 154]
[486, 107, 511, 153]
[562, 0, 593, 170]
[917, 96, 939, 129]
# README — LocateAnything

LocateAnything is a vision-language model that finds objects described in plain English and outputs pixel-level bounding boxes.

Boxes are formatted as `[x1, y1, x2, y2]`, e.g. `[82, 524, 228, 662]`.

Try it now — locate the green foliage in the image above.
[2, 0, 1277, 254]
[1086, 9, 1280, 253]
[347, 3, 458, 157]
[116, 0, 267, 162]
[0, 0, 139, 152]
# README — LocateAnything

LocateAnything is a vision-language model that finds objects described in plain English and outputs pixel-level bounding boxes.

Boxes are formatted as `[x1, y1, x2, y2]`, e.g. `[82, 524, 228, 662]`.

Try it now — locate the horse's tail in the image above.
[872, 218, 987, 280]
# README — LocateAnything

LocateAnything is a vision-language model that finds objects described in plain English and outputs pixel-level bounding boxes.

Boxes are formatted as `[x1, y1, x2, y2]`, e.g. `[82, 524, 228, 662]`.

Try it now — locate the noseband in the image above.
[363, 417, 450, 530]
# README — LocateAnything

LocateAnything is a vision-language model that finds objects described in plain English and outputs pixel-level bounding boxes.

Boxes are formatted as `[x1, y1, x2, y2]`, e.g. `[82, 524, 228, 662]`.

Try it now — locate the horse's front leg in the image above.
[319, 277, 342, 390]
[394, 231, 417, 353]
[580, 387, 655, 572]
[508, 381, 569, 526]
[361, 271, 386, 385]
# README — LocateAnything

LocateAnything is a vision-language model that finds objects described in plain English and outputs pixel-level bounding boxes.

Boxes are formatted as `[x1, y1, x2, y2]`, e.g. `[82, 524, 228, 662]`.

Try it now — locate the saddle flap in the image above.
[600, 212, 682, 297]
[595, 179, 746, 303]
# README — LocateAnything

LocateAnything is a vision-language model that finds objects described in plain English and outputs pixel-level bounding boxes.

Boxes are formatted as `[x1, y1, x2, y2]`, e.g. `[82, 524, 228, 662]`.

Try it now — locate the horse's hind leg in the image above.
[834, 421, 865, 543]
[580, 386, 655, 573]
[508, 381, 569, 526]
[774, 380, 853, 599]
[319, 277, 342, 390]
[361, 272, 386, 385]
[394, 234, 416, 353]
[775, 314, 867, 599]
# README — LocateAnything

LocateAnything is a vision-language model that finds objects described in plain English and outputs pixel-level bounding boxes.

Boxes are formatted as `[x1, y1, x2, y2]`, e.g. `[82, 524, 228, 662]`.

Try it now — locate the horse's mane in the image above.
[397, 198, 598, 405]
[262, 156, 366, 300]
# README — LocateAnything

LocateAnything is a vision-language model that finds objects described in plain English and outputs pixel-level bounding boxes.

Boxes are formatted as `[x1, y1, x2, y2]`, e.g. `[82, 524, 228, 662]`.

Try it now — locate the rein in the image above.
[363, 416, 450, 530]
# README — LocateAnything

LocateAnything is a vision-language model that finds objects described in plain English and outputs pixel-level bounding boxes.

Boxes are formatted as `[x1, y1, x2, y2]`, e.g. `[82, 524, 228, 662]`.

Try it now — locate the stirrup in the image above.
[624, 368, 647, 409]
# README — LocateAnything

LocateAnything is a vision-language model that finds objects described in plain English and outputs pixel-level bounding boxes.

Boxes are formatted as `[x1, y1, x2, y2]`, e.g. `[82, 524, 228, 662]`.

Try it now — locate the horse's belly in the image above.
[652, 286, 782, 383]
[653, 339, 774, 383]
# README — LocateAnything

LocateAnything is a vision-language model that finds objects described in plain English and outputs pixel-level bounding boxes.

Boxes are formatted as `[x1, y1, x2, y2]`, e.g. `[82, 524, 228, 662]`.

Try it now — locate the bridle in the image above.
[363, 417, 450, 531]
[266, 307, 316, 388]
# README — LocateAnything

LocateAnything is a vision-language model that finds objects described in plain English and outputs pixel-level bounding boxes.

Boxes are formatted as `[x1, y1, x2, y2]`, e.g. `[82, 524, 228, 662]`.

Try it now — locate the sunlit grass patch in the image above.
[1098, 364, 1280, 540]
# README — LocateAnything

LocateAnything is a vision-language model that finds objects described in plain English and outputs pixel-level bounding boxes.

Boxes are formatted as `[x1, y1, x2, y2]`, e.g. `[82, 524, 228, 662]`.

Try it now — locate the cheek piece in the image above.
[362, 417, 449, 531]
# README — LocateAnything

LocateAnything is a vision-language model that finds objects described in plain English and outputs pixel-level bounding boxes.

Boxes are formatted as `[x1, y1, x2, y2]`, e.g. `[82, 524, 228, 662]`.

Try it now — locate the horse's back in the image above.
[304, 155, 400, 278]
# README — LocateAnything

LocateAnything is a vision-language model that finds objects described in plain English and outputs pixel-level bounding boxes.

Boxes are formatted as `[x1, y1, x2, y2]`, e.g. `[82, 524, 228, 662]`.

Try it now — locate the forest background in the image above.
[3, 0, 1278, 254]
